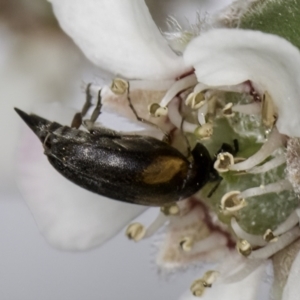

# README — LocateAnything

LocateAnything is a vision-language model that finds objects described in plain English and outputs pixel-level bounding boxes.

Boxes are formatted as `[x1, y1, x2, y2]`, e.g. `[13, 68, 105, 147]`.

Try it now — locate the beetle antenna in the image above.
[71, 83, 93, 129]
[233, 138, 239, 154]
[207, 178, 223, 198]
[126, 82, 170, 142]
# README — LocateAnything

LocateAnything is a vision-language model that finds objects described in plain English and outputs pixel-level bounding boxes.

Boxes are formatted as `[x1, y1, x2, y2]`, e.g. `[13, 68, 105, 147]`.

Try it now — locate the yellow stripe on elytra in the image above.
[142, 156, 187, 184]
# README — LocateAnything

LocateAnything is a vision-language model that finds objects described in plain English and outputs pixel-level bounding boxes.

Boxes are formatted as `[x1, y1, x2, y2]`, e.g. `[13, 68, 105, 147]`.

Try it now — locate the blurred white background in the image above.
[0, 0, 233, 299]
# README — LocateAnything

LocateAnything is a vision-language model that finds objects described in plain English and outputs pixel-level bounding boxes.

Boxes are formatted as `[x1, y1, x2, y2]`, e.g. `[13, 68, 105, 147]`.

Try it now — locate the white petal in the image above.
[16, 105, 146, 251]
[0, 26, 84, 190]
[156, 200, 229, 270]
[50, 0, 188, 79]
[282, 246, 300, 300]
[179, 262, 267, 300]
[184, 29, 300, 137]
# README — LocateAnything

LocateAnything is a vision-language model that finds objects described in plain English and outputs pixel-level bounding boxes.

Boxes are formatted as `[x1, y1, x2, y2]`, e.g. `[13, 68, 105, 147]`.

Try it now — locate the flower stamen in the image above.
[179, 236, 194, 252]
[167, 97, 199, 133]
[261, 92, 278, 129]
[272, 209, 300, 236]
[236, 239, 252, 257]
[148, 103, 168, 117]
[148, 74, 197, 115]
[190, 279, 206, 297]
[185, 92, 205, 110]
[249, 227, 300, 259]
[180, 233, 227, 254]
[231, 218, 267, 247]
[126, 212, 168, 242]
[161, 203, 180, 216]
[197, 101, 208, 125]
[110, 78, 128, 95]
[214, 152, 234, 172]
[222, 259, 265, 284]
[263, 229, 278, 243]
[126, 223, 146, 242]
[221, 191, 247, 214]
[239, 179, 293, 199]
[231, 102, 261, 115]
[194, 123, 214, 140]
[222, 102, 234, 117]
[229, 127, 283, 171]
[190, 270, 219, 297]
[247, 154, 286, 174]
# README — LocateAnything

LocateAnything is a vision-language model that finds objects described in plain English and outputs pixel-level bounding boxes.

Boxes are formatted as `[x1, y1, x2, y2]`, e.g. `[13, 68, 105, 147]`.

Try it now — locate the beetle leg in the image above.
[71, 83, 93, 129]
[83, 89, 103, 131]
[126, 82, 171, 142]
[215, 139, 239, 158]
[233, 139, 239, 154]
[89, 89, 103, 123]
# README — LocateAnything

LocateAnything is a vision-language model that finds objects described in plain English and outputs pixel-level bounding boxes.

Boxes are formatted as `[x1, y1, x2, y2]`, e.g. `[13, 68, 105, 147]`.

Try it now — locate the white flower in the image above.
[184, 28, 300, 137]
[17, 0, 300, 299]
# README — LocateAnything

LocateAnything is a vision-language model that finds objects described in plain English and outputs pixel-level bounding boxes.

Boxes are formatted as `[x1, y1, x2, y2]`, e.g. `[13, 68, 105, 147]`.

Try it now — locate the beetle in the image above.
[14, 85, 229, 206]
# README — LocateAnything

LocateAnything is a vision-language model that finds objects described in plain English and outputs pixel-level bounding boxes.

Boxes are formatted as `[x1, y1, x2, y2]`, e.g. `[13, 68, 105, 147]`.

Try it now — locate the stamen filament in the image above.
[143, 212, 168, 239]
[239, 179, 293, 199]
[197, 101, 208, 125]
[230, 128, 283, 171]
[249, 227, 300, 259]
[168, 97, 198, 132]
[273, 210, 300, 236]
[247, 154, 286, 174]
[222, 259, 265, 284]
[182, 234, 227, 255]
[194, 82, 209, 93]
[231, 218, 267, 247]
[159, 74, 197, 107]
[232, 103, 261, 115]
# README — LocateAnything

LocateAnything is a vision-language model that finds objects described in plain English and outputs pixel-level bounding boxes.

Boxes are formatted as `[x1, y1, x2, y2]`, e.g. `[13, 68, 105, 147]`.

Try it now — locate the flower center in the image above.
[87, 75, 300, 297]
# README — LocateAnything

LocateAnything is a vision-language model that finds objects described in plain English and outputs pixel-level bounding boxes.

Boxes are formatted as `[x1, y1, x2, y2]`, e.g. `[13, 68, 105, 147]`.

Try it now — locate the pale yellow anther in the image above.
[222, 102, 234, 117]
[202, 270, 219, 286]
[262, 92, 277, 129]
[190, 279, 206, 297]
[185, 92, 205, 109]
[237, 239, 252, 257]
[110, 78, 129, 95]
[263, 229, 278, 243]
[126, 223, 146, 242]
[190, 271, 218, 297]
[194, 123, 213, 140]
[148, 103, 168, 117]
[179, 236, 194, 252]
[214, 152, 234, 173]
[160, 203, 180, 216]
[221, 191, 247, 214]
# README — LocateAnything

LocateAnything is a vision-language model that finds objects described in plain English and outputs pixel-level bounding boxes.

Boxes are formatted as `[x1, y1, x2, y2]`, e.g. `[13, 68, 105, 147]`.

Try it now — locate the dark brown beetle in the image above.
[15, 85, 226, 206]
